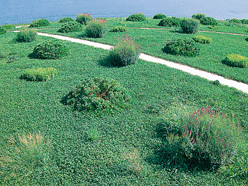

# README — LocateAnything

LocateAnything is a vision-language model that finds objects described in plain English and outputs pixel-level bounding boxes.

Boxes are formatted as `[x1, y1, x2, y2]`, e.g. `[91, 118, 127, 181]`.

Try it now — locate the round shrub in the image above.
[20, 67, 58, 81]
[192, 35, 213, 44]
[126, 13, 146, 22]
[192, 13, 206, 20]
[85, 19, 107, 38]
[153, 14, 167, 19]
[76, 13, 92, 25]
[58, 21, 82, 33]
[180, 18, 199, 34]
[158, 17, 181, 27]
[29, 18, 50, 27]
[59, 17, 74, 23]
[109, 36, 141, 66]
[32, 40, 68, 59]
[62, 77, 130, 112]
[0, 26, 7, 35]
[163, 39, 200, 57]
[229, 18, 241, 24]
[200, 17, 218, 26]
[110, 26, 127, 32]
[16, 30, 37, 42]
[223, 54, 248, 68]
[241, 19, 248, 24]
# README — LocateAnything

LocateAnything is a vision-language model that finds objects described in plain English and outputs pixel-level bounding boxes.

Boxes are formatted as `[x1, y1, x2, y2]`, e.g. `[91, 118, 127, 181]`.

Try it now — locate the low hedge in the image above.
[192, 35, 213, 44]
[16, 30, 37, 42]
[20, 68, 58, 81]
[223, 54, 248, 68]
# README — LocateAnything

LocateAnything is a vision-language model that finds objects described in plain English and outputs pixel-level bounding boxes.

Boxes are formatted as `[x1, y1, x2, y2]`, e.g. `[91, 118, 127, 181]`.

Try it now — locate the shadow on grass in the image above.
[28, 52, 37, 59]
[98, 56, 120, 68]
[245, 38, 248, 42]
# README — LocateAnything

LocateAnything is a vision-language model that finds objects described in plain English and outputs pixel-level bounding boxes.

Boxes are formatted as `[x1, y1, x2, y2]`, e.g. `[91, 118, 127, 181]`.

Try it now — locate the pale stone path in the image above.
[36, 32, 248, 94]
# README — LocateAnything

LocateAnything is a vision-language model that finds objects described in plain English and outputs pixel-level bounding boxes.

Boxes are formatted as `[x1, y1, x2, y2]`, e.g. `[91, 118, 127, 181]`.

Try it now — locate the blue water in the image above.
[1, 0, 248, 25]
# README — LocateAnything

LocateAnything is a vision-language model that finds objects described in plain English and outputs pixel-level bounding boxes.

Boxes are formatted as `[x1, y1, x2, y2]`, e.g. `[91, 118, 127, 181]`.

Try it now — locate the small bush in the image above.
[29, 18, 50, 27]
[16, 30, 37, 42]
[193, 35, 213, 44]
[153, 14, 167, 19]
[200, 17, 218, 25]
[62, 77, 130, 113]
[0, 26, 7, 35]
[2, 24, 15, 30]
[163, 39, 200, 57]
[126, 13, 146, 22]
[59, 17, 74, 23]
[32, 40, 68, 59]
[241, 19, 248, 24]
[158, 17, 181, 27]
[76, 13, 92, 25]
[58, 21, 82, 33]
[192, 13, 206, 20]
[85, 19, 107, 38]
[110, 26, 127, 32]
[20, 68, 58, 81]
[109, 36, 141, 66]
[180, 18, 199, 34]
[229, 18, 241, 24]
[223, 54, 248, 68]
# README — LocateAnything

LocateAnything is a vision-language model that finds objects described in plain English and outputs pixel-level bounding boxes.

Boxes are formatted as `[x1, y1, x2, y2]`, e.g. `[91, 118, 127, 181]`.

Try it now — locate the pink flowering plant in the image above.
[85, 19, 107, 38]
[76, 13, 92, 25]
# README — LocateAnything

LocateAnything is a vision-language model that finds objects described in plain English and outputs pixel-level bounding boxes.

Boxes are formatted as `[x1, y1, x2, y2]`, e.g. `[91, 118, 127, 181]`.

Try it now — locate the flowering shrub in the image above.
[29, 18, 50, 27]
[153, 14, 167, 19]
[76, 13, 92, 25]
[59, 17, 74, 23]
[20, 67, 58, 81]
[180, 18, 199, 34]
[193, 35, 213, 44]
[58, 21, 82, 33]
[223, 54, 248, 68]
[109, 36, 141, 66]
[85, 19, 107, 38]
[158, 17, 181, 27]
[16, 30, 37, 42]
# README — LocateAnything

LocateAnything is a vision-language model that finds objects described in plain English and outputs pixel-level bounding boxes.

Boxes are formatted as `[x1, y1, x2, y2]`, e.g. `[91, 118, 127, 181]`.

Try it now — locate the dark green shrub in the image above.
[163, 39, 200, 57]
[59, 17, 74, 23]
[212, 80, 220, 86]
[29, 18, 50, 27]
[229, 18, 241, 24]
[126, 13, 146, 22]
[158, 17, 181, 27]
[2, 24, 15, 30]
[153, 14, 167, 19]
[193, 35, 213, 44]
[21, 68, 58, 81]
[180, 18, 199, 34]
[192, 13, 206, 20]
[241, 19, 248, 24]
[76, 13, 92, 25]
[0, 26, 7, 35]
[110, 26, 127, 32]
[32, 40, 68, 59]
[85, 19, 107, 38]
[223, 54, 248, 68]
[109, 36, 141, 66]
[58, 21, 82, 33]
[16, 30, 37, 42]
[62, 77, 130, 112]
[200, 17, 218, 25]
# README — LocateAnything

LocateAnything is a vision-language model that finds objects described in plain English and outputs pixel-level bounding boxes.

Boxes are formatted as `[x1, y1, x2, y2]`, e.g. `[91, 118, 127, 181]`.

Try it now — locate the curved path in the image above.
[36, 32, 248, 94]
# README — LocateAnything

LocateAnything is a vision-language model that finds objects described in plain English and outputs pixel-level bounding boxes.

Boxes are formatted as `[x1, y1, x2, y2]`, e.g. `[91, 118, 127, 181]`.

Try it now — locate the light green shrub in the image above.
[193, 35, 213, 44]
[16, 30, 37, 42]
[180, 18, 199, 34]
[223, 54, 248, 68]
[20, 68, 58, 81]
[110, 26, 127, 32]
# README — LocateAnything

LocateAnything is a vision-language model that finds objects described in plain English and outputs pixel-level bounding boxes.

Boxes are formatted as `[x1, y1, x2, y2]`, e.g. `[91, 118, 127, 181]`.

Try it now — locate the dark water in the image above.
[1, 0, 248, 25]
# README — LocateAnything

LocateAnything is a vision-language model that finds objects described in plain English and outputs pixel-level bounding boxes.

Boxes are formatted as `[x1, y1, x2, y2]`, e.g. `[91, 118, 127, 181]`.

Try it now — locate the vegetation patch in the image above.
[85, 19, 107, 38]
[153, 14, 167, 19]
[20, 67, 58, 81]
[58, 21, 82, 33]
[180, 18, 199, 34]
[0, 26, 7, 35]
[59, 17, 74, 23]
[110, 26, 127, 32]
[192, 13, 206, 20]
[193, 35, 213, 44]
[16, 30, 37, 42]
[200, 17, 218, 26]
[126, 13, 146, 22]
[223, 54, 248, 68]
[228, 18, 242, 24]
[76, 13, 92, 25]
[2, 24, 15, 30]
[158, 17, 181, 27]
[29, 18, 50, 27]
[241, 19, 248, 24]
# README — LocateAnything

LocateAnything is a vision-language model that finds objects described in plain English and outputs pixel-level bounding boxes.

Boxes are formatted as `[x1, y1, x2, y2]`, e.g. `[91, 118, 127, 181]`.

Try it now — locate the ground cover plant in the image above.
[126, 13, 146, 22]
[20, 67, 58, 81]
[29, 18, 50, 27]
[16, 30, 37, 42]
[58, 21, 82, 33]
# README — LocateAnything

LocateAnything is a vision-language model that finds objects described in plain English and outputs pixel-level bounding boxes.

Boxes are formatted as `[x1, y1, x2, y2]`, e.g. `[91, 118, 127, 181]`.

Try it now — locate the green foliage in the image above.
[153, 14, 167, 19]
[110, 26, 127, 32]
[180, 18, 199, 34]
[76, 13, 92, 25]
[229, 18, 242, 24]
[62, 77, 130, 113]
[0, 26, 7, 35]
[241, 19, 248, 24]
[158, 17, 181, 27]
[126, 13, 146, 22]
[223, 54, 248, 68]
[193, 35, 213, 44]
[16, 30, 37, 42]
[163, 39, 200, 57]
[85, 19, 107, 38]
[200, 17, 218, 26]
[109, 36, 141, 66]
[58, 21, 82, 33]
[87, 128, 100, 141]
[59, 17, 74, 23]
[29, 18, 50, 27]
[192, 13, 206, 20]
[32, 40, 68, 59]
[20, 68, 58, 81]
[2, 24, 15, 30]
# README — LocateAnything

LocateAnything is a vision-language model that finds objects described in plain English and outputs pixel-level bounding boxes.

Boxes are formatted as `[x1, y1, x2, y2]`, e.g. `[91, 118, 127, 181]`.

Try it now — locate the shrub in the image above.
[76, 13, 92, 25]
[153, 14, 167, 19]
[59, 17, 74, 23]
[229, 18, 241, 24]
[29, 18, 50, 27]
[110, 26, 127, 32]
[20, 67, 58, 81]
[192, 13, 206, 20]
[0, 26, 7, 35]
[158, 17, 181, 27]
[62, 77, 130, 113]
[163, 39, 200, 57]
[32, 40, 68, 59]
[16, 30, 37, 42]
[241, 19, 248, 24]
[58, 21, 82, 33]
[192, 35, 213, 44]
[200, 17, 218, 25]
[2, 24, 15, 30]
[109, 36, 141, 66]
[85, 19, 107, 38]
[180, 18, 199, 34]
[126, 13, 146, 22]
[223, 54, 248, 68]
